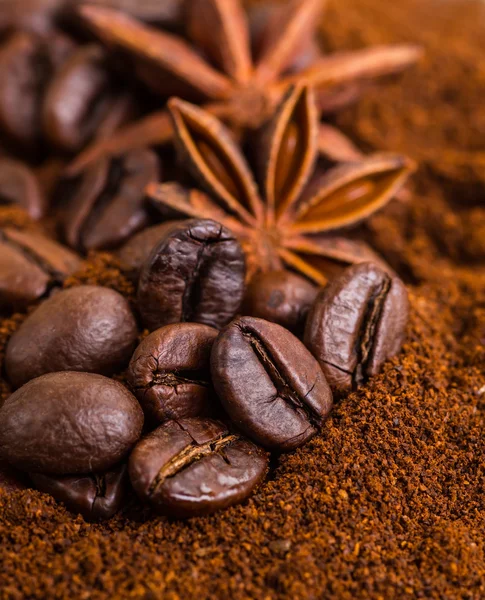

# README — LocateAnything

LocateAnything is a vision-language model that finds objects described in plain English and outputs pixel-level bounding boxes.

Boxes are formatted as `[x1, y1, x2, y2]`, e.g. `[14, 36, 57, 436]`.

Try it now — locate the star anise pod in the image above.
[67, 0, 421, 174]
[147, 85, 415, 285]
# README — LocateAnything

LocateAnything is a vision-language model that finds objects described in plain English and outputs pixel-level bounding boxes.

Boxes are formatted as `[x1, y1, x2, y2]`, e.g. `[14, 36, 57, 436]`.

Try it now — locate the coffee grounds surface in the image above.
[2, 0, 485, 597]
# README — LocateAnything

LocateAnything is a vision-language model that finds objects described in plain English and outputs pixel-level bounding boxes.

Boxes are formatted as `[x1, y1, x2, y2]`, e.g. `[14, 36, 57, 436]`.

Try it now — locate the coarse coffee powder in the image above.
[1, 0, 485, 597]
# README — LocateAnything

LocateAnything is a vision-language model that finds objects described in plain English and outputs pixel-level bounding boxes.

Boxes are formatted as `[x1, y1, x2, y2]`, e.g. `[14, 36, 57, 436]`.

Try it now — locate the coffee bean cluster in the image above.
[0, 218, 409, 521]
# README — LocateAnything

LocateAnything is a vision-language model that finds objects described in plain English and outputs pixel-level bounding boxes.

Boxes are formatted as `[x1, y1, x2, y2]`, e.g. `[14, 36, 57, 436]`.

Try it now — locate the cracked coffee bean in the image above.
[211, 316, 333, 451]
[61, 148, 159, 252]
[30, 463, 128, 521]
[0, 227, 81, 311]
[0, 158, 45, 219]
[0, 372, 144, 474]
[128, 323, 219, 426]
[5, 285, 138, 388]
[129, 418, 268, 517]
[137, 219, 246, 331]
[243, 270, 318, 335]
[304, 262, 409, 394]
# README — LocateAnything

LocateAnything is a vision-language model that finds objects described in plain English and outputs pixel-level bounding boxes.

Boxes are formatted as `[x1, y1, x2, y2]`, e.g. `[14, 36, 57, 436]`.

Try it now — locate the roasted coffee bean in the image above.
[128, 323, 218, 425]
[6, 285, 138, 388]
[117, 221, 181, 282]
[304, 262, 409, 393]
[138, 219, 246, 331]
[0, 459, 28, 492]
[61, 149, 159, 252]
[243, 270, 318, 335]
[43, 44, 133, 152]
[128, 418, 268, 517]
[0, 227, 81, 311]
[30, 463, 128, 521]
[211, 316, 333, 451]
[0, 158, 45, 219]
[0, 371, 144, 474]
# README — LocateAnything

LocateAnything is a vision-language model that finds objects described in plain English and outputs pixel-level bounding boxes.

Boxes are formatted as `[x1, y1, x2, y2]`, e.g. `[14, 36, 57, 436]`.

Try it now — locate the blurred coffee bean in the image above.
[61, 149, 159, 252]
[128, 323, 218, 425]
[5, 285, 138, 388]
[0, 158, 45, 219]
[304, 262, 409, 394]
[129, 418, 268, 517]
[243, 270, 318, 335]
[43, 44, 134, 152]
[0, 371, 144, 474]
[0, 227, 81, 311]
[30, 463, 128, 521]
[116, 221, 181, 282]
[211, 316, 333, 451]
[138, 219, 245, 331]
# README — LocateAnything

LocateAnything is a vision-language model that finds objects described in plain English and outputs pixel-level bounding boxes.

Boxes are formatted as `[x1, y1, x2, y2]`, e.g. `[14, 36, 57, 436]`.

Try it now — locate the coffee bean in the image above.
[0, 227, 81, 311]
[304, 262, 409, 393]
[5, 285, 138, 388]
[243, 270, 318, 335]
[211, 316, 333, 451]
[138, 219, 246, 331]
[0, 371, 144, 474]
[117, 221, 181, 282]
[0, 158, 45, 219]
[61, 149, 159, 252]
[128, 323, 218, 425]
[0, 459, 28, 492]
[30, 463, 128, 521]
[128, 418, 268, 517]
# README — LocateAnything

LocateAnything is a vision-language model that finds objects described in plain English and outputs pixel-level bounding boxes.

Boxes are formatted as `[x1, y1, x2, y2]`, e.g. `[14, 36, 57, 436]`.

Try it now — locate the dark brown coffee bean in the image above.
[304, 262, 409, 394]
[61, 149, 159, 252]
[128, 323, 218, 425]
[5, 285, 138, 388]
[0, 459, 28, 492]
[30, 463, 128, 521]
[0, 227, 81, 311]
[43, 44, 133, 152]
[0, 371, 143, 474]
[117, 221, 182, 282]
[0, 158, 45, 219]
[128, 418, 268, 517]
[138, 219, 246, 331]
[211, 316, 333, 451]
[243, 270, 318, 335]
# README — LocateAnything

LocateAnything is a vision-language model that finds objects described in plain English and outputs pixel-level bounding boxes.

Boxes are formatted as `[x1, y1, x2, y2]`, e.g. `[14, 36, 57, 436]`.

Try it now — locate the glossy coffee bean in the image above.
[138, 219, 246, 331]
[129, 418, 268, 517]
[304, 262, 409, 393]
[243, 270, 318, 335]
[128, 323, 218, 425]
[0, 158, 45, 219]
[30, 463, 128, 521]
[117, 221, 181, 282]
[0, 227, 81, 311]
[211, 317, 333, 451]
[61, 149, 159, 252]
[0, 372, 143, 474]
[5, 285, 138, 388]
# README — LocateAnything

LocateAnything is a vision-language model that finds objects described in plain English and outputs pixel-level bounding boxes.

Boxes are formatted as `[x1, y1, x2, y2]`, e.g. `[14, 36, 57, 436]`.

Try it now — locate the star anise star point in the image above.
[147, 85, 415, 285]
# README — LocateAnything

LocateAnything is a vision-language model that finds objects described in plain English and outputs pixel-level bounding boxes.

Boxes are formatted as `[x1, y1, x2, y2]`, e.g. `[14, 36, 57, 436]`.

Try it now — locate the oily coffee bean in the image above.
[211, 316, 333, 451]
[138, 219, 246, 331]
[5, 285, 138, 388]
[0, 158, 45, 219]
[128, 418, 268, 517]
[304, 262, 409, 393]
[0, 371, 144, 474]
[243, 270, 318, 335]
[61, 149, 159, 252]
[30, 463, 128, 521]
[43, 44, 133, 152]
[0, 227, 81, 311]
[117, 221, 181, 282]
[128, 323, 218, 425]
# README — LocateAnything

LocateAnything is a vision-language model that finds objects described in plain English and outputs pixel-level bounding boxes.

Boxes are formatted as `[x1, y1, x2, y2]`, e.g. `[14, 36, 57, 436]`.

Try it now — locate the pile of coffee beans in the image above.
[0, 217, 409, 520]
